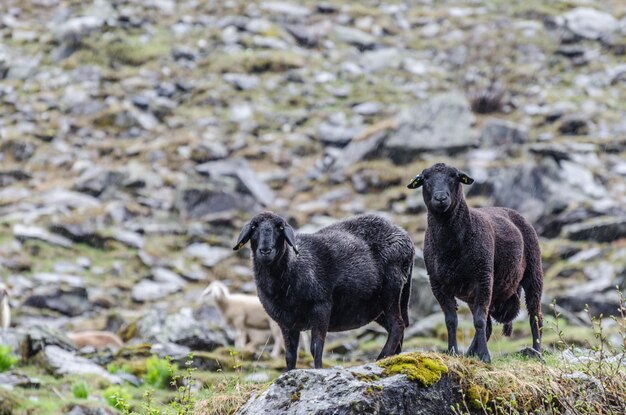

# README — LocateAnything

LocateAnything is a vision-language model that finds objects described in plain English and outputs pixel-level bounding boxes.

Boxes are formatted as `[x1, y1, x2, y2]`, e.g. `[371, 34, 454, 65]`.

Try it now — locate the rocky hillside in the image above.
[0, 0, 625, 414]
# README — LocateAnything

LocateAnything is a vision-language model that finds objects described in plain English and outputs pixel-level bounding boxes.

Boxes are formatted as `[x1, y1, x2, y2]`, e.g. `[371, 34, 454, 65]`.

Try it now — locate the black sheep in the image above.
[407, 163, 543, 363]
[233, 211, 414, 370]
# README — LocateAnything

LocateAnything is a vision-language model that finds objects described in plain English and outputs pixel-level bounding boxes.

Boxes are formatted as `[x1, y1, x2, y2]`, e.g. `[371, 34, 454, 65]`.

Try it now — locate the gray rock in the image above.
[559, 8, 619, 40]
[52, 15, 104, 43]
[132, 279, 182, 302]
[223, 73, 260, 90]
[35, 345, 120, 383]
[562, 216, 626, 242]
[177, 186, 256, 220]
[353, 102, 382, 116]
[40, 189, 101, 210]
[385, 93, 477, 163]
[334, 26, 377, 50]
[316, 122, 363, 147]
[0, 328, 26, 355]
[185, 243, 233, 267]
[20, 325, 76, 359]
[558, 113, 589, 135]
[237, 358, 459, 415]
[14, 224, 73, 248]
[110, 229, 144, 249]
[481, 118, 528, 146]
[50, 222, 106, 248]
[196, 158, 275, 207]
[64, 404, 118, 415]
[73, 167, 126, 197]
[260, 1, 310, 17]
[24, 286, 92, 317]
[0, 372, 41, 390]
[135, 308, 228, 351]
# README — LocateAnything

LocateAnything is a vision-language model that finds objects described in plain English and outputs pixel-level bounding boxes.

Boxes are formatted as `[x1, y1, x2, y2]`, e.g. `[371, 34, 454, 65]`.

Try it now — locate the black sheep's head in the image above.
[233, 211, 298, 265]
[407, 163, 474, 215]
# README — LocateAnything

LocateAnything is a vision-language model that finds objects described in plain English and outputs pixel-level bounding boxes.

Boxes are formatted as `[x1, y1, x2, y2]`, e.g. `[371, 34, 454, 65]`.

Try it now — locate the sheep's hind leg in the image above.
[375, 314, 403, 355]
[310, 304, 331, 369]
[376, 296, 405, 359]
[522, 276, 543, 354]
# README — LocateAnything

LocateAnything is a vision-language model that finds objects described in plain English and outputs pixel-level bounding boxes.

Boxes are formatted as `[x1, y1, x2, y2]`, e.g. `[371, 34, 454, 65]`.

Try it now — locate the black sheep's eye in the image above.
[251, 225, 256, 229]
[279, 225, 284, 230]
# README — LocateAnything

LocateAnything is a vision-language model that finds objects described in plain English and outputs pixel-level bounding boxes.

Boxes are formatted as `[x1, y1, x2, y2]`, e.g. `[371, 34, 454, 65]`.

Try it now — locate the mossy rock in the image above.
[377, 352, 448, 387]
[208, 50, 305, 73]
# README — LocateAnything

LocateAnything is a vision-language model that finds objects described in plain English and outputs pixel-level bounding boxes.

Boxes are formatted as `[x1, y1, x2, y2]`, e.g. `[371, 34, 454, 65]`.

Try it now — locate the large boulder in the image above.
[237, 353, 460, 415]
[384, 93, 477, 164]
[133, 308, 229, 351]
[558, 8, 619, 40]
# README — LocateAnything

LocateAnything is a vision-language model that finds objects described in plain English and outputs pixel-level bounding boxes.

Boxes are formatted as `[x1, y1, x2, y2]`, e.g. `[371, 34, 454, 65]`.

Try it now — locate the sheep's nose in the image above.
[434, 193, 448, 202]
[259, 248, 271, 256]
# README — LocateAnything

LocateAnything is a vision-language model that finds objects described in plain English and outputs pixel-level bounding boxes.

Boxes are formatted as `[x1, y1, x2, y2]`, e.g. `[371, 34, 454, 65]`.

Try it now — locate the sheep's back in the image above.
[320, 214, 414, 272]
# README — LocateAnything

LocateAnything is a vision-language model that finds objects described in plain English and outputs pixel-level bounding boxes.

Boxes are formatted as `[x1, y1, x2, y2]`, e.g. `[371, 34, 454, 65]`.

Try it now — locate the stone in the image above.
[237, 355, 459, 415]
[559, 8, 619, 40]
[334, 26, 377, 50]
[481, 118, 529, 146]
[13, 224, 73, 248]
[110, 229, 144, 249]
[24, 286, 92, 317]
[558, 114, 589, 135]
[49, 222, 107, 248]
[20, 325, 76, 359]
[260, 1, 310, 17]
[132, 279, 182, 302]
[185, 243, 233, 267]
[35, 345, 120, 383]
[134, 308, 228, 351]
[64, 404, 118, 415]
[223, 73, 260, 90]
[196, 158, 275, 207]
[562, 216, 626, 242]
[73, 167, 126, 197]
[384, 93, 477, 163]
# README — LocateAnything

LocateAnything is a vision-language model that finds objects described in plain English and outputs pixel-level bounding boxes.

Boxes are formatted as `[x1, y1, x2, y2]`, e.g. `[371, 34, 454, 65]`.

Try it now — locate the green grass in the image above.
[0, 345, 18, 373]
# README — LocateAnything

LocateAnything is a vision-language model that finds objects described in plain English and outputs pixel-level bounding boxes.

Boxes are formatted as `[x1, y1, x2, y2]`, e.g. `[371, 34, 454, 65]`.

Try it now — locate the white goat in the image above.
[201, 281, 283, 357]
[67, 331, 124, 350]
[0, 283, 10, 330]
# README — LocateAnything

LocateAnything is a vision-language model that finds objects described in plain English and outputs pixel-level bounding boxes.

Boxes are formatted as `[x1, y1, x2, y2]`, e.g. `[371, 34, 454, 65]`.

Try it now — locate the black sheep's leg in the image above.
[377, 290, 405, 360]
[310, 304, 330, 369]
[280, 325, 300, 371]
[375, 313, 403, 356]
[522, 278, 543, 354]
[485, 313, 493, 341]
[433, 285, 459, 355]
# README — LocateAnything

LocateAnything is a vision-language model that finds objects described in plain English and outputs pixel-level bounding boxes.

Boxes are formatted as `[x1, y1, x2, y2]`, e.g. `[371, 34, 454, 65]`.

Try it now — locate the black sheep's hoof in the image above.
[466, 350, 491, 364]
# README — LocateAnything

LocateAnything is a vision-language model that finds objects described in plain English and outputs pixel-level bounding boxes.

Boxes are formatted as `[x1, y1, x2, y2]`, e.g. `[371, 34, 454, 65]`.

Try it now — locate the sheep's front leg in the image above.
[280, 325, 300, 371]
[467, 276, 493, 363]
[310, 304, 331, 369]
[432, 284, 459, 355]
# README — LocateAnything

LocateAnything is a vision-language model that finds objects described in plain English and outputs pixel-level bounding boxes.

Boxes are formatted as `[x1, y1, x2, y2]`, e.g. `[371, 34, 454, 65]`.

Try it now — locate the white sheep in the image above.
[200, 281, 310, 358]
[0, 283, 10, 330]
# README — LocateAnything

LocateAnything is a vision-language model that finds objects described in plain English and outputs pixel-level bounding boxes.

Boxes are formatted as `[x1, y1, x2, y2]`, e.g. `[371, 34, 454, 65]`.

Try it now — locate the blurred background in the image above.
[0, 0, 625, 412]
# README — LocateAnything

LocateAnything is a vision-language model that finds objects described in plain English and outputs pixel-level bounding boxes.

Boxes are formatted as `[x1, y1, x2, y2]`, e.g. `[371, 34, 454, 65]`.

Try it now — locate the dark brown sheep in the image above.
[407, 163, 543, 363]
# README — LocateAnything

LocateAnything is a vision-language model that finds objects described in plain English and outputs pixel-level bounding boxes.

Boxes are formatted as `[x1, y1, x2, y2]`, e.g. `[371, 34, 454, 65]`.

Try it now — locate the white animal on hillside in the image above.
[200, 281, 309, 357]
[0, 283, 10, 330]
[67, 331, 124, 350]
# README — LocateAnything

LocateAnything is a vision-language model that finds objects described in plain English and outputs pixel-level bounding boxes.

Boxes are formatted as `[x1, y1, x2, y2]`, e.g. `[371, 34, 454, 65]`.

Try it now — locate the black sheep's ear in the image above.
[233, 222, 254, 251]
[407, 174, 424, 189]
[281, 223, 299, 255]
[457, 172, 474, 185]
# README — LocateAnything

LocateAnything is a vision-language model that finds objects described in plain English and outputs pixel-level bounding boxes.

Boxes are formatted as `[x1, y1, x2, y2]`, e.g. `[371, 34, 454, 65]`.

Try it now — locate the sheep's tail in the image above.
[400, 259, 413, 327]
[503, 322, 513, 337]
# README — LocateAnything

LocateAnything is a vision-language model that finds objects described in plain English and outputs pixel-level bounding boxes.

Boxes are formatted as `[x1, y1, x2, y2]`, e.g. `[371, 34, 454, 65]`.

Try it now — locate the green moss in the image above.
[0, 388, 20, 415]
[378, 353, 448, 387]
[466, 384, 491, 409]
